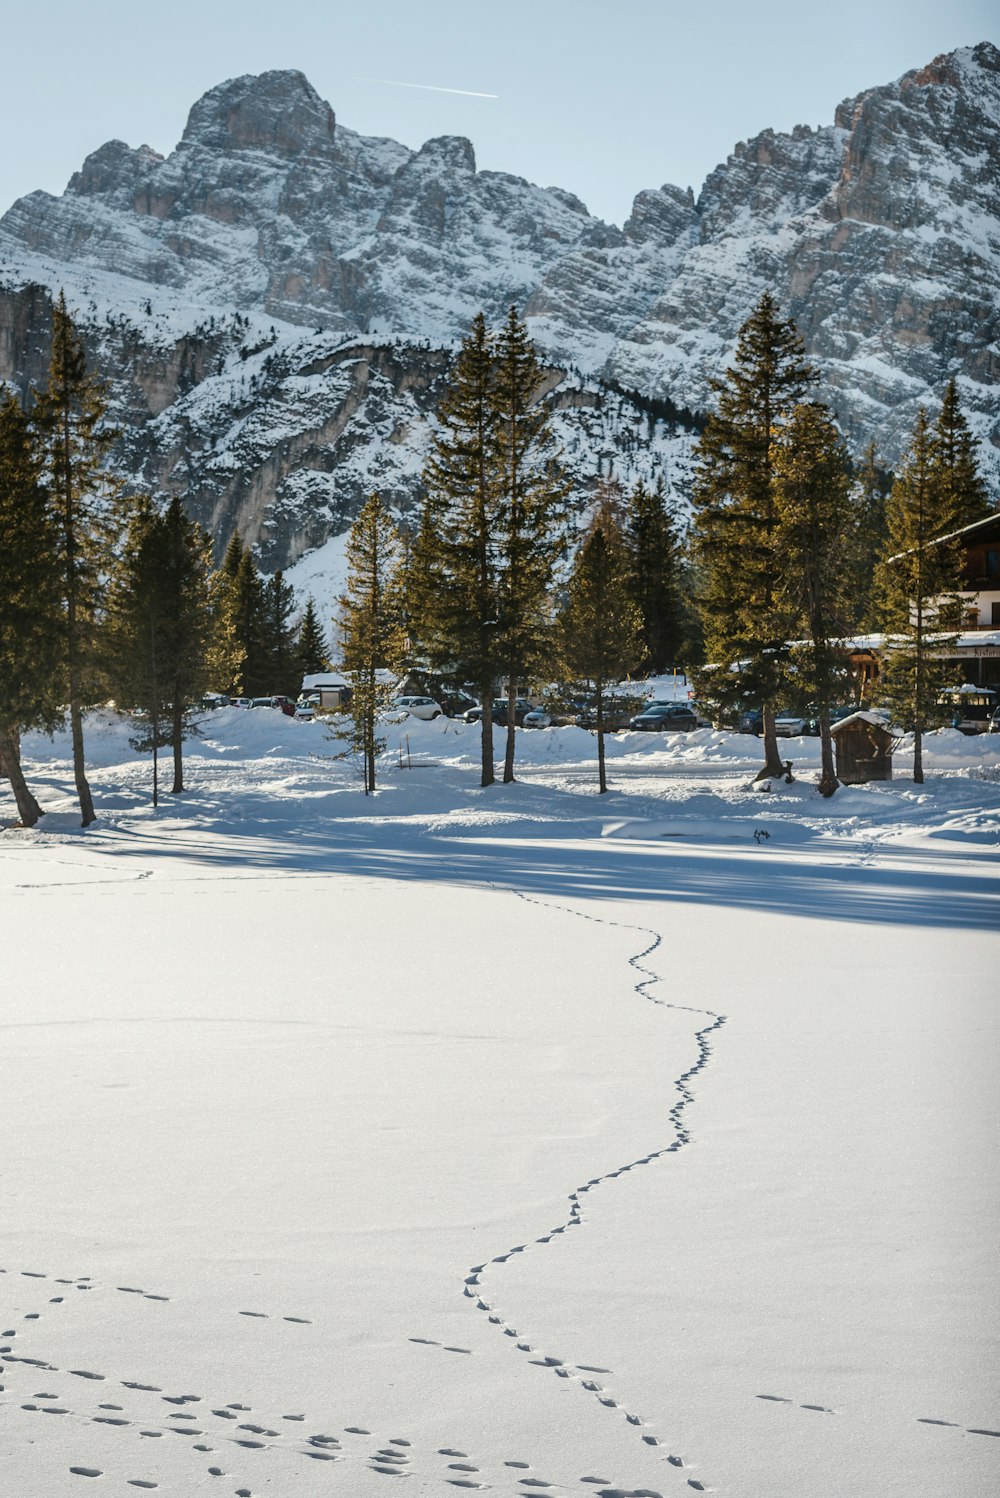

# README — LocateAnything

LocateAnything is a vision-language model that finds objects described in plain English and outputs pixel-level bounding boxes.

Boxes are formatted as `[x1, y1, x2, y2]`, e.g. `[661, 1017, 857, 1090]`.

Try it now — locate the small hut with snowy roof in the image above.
[831, 711, 894, 784]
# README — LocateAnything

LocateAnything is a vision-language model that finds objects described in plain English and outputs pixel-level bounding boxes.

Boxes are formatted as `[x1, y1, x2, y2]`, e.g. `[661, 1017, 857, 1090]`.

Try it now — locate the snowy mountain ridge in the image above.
[0, 42, 996, 578]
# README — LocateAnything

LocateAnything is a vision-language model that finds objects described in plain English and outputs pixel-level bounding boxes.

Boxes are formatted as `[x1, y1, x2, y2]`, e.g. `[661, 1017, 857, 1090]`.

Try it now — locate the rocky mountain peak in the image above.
[696, 121, 845, 239]
[67, 139, 165, 199]
[0, 39, 996, 553]
[179, 69, 337, 159]
[624, 184, 697, 248]
[412, 135, 476, 174]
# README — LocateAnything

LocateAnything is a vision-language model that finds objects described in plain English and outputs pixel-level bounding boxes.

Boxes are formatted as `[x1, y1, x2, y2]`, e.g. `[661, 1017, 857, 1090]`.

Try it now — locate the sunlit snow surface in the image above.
[2, 710, 998, 1498]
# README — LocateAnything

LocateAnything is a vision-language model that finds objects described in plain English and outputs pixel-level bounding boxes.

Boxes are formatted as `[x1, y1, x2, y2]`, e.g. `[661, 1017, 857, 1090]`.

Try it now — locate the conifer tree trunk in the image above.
[69, 696, 95, 825]
[817, 706, 837, 798]
[756, 706, 786, 781]
[0, 726, 43, 827]
[367, 664, 377, 793]
[151, 707, 159, 807]
[503, 664, 517, 784]
[480, 693, 494, 788]
[912, 621, 925, 786]
[170, 700, 184, 794]
[595, 678, 607, 795]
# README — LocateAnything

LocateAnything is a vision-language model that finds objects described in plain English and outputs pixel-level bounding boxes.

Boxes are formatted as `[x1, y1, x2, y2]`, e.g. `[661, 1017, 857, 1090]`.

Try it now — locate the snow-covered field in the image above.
[2, 709, 998, 1498]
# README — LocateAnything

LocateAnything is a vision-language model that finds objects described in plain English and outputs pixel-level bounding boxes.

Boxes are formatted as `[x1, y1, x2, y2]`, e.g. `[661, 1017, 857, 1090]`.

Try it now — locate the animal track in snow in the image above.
[5, 1271, 662, 1496]
[465, 891, 726, 1477]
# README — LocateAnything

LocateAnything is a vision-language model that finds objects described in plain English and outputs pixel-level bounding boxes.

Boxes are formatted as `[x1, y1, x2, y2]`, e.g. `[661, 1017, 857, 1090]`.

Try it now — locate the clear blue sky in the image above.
[3, 0, 996, 227]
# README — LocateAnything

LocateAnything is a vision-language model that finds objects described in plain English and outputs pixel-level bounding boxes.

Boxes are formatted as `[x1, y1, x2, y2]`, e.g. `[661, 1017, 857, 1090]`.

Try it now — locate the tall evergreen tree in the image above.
[226, 547, 267, 695]
[104, 499, 169, 804]
[221, 529, 245, 582]
[772, 403, 856, 797]
[493, 306, 566, 783]
[32, 292, 123, 825]
[559, 507, 643, 794]
[0, 393, 64, 826]
[339, 493, 406, 794]
[296, 596, 329, 676]
[690, 292, 817, 778]
[105, 497, 228, 799]
[411, 313, 503, 788]
[260, 569, 298, 694]
[623, 474, 685, 674]
[850, 442, 892, 630]
[932, 378, 990, 532]
[873, 409, 962, 784]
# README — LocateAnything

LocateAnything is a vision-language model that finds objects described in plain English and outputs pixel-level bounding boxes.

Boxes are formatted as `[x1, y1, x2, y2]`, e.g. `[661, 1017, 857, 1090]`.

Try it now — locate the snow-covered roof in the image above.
[830, 711, 894, 734]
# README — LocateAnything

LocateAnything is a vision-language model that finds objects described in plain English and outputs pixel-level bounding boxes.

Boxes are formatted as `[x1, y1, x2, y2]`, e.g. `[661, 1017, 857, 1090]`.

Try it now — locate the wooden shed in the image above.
[831, 711, 894, 784]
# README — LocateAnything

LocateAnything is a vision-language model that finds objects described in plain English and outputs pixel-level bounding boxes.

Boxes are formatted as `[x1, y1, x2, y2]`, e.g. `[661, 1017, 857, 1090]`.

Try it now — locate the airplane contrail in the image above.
[380, 80, 499, 99]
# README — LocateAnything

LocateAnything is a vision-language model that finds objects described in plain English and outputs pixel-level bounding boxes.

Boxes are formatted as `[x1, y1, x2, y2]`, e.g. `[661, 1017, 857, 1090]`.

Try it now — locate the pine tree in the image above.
[0, 394, 64, 826]
[493, 306, 566, 783]
[296, 596, 329, 676]
[623, 474, 685, 674]
[690, 292, 817, 778]
[339, 493, 407, 793]
[104, 499, 169, 803]
[227, 547, 267, 695]
[850, 443, 891, 629]
[932, 378, 990, 532]
[559, 508, 642, 794]
[411, 313, 503, 788]
[221, 529, 245, 582]
[32, 293, 123, 825]
[772, 403, 856, 797]
[873, 409, 962, 784]
[105, 497, 228, 799]
[260, 569, 298, 695]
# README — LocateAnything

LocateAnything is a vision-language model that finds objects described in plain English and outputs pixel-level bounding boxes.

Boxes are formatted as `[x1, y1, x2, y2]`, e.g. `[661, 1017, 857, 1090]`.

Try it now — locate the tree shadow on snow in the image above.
[96, 805, 999, 933]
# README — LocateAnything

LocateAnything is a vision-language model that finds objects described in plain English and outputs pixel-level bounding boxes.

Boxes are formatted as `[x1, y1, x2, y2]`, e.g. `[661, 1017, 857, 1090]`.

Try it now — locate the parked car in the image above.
[773, 709, 810, 737]
[576, 704, 637, 731]
[438, 690, 478, 718]
[522, 705, 553, 728]
[392, 695, 444, 720]
[294, 698, 316, 720]
[735, 707, 763, 735]
[628, 703, 699, 732]
[230, 697, 253, 709]
[463, 698, 534, 727]
[247, 696, 295, 714]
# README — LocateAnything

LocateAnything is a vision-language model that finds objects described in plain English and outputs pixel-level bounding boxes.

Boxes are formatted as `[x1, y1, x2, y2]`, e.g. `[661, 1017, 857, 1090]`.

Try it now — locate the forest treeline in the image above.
[0, 293, 990, 824]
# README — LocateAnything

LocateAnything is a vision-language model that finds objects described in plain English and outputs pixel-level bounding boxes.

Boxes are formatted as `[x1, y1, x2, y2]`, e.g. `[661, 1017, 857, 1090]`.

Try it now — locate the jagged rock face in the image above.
[116, 335, 692, 571]
[0, 42, 996, 577]
[601, 43, 1000, 467]
[0, 69, 607, 337]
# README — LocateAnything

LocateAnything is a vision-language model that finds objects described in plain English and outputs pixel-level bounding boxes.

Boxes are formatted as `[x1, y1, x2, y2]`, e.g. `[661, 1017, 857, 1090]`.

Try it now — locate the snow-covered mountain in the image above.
[0, 42, 996, 577]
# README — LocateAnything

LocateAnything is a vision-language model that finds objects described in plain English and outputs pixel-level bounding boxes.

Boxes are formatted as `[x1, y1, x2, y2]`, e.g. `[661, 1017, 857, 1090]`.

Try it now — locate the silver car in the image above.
[392, 696, 444, 721]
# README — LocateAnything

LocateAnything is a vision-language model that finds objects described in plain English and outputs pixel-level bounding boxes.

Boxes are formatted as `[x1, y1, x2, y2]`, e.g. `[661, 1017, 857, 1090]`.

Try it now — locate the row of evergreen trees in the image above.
[0, 297, 330, 826]
[689, 292, 988, 790]
[3, 293, 989, 820]
[337, 309, 691, 793]
[339, 298, 989, 797]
